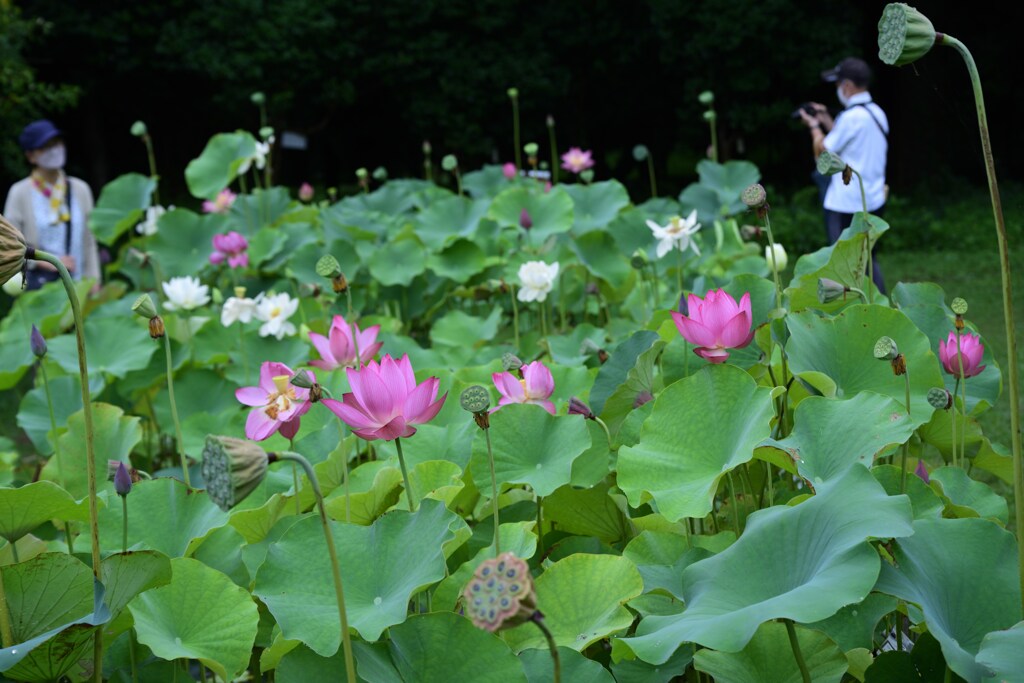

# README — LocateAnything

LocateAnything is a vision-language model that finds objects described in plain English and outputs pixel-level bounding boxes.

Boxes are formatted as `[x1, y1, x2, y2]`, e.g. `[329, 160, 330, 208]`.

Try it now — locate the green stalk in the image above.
[40, 362, 75, 554]
[162, 332, 191, 487]
[31, 249, 103, 682]
[273, 451, 356, 683]
[512, 97, 522, 171]
[394, 437, 416, 511]
[511, 285, 520, 351]
[952, 377, 961, 468]
[709, 112, 719, 164]
[122, 496, 129, 554]
[852, 169, 875, 304]
[484, 426, 500, 555]
[941, 36, 1022, 606]
[0, 567, 14, 647]
[784, 619, 812, 683]
[345, 287, 362, 369]
[726, 472, 742, 534]
[900, 371, 912, 494]
[955, 328, 969, 461]
[761, 211, 791, 424]
[647, 154, 658, 198]
[548, 120, 559, 185]
[531, 612, 561, 683]
[593, 416, 613, 450]
[143, 135, 160, 207]
[537, 495, 545, 557]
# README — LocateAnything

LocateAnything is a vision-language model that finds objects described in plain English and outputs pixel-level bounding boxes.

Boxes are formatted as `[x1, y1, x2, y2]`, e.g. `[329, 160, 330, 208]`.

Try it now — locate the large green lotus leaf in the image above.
[323, 461, 403, 525]
[504, 554, 644, 652]
[147, 208, 220, 275]
[0, 481, 89, 543]
[430, 306, 502, 348]
[366, 236, 426, 287]
[891, 282, 1001, 415]
[0, 552, 110, 680]
[184, 131, 257, 200]
[759, 392, 914, 486]
[621, 531, 711, 600]
[543, 484, 630, 544]
[349, 180, 429, 216]
[917, 402, 984, 460]
[697, 160, 761, 209]
[875, 517, 1022, 682]
[863, 631, 948, 683]
[247, 226, 289, 265]
[590, 330, 660, 415]
[229, 186, 294, 235]
[786, 305, 943, 426]
[572, 230, 633, 291]
[415, 194, 491, 249]
[88, 172, 157, 242]
[469, 404, 591, 498]
[101, 550, 172, 619]
[433, 521, 537, 611]
[610, 645, 694, 683]
[463, 164, 516, 199]
[694, 621, 848, 683]
[545, 323, 607, 367]
[679, 182, 729, 226]
[427, 238, 488, 282]
[872, 464, 944, 520]
[255, 499, 457, 652]
[47, 316, 156, 380]
[0, 332, 38, 390]
[521, 646, 614, 682]
[928, 467, 1008, 524]
[0, 276, 77, 338]
[130, 556, 258, 681]
[975, 623, 1024, 683]
[17, 374, 83, 455]
[40, 403, 140, 500]
[618, 364, 776, 521]
[488, 185, 574, 241]
[804, 592, 898, 651]
[396, 459, 464, 510]
[563, 180, 631, 234]
[615, 466, 913, 663]
[97, 478, 228, 556]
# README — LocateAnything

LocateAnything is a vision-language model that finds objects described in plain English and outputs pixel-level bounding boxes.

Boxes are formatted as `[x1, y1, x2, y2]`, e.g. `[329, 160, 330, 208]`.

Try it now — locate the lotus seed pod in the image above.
[290, 369, 315, 390]
[951, 297, 968, 315]
[741, 184, 768, 209]
[501, 353, 523, 373]
[0, 215, 27, 286]
[315, 254, 342, 280]
[702, 110, 717, 123]
[259, 126, 275, 141]
[30, 325, 47, 358]
[630, 250, 648, 270]
[462, 552, 536, 632]
[355, 167, 368, 180]
[460, 385, 491, 415]
[817, 150, 848, 176]
[698, 90, 715, 106]
[130, 121, 148, 137]
[523, 142, 539, 157]
[874, 336, 899, 361]
[372, 166, 388, 181]
[441, 155, 458, 172]
[506, 87, 519, 99]
[817, 278, 849, 304]
[250, 91, 266, 105]
[927, 387, 953, 410]
[422, 140, 432, 155]
[877, 3, 936, 66]
[632, 144, 650, 162]
[132, 293, 159, 320]
[546, 115, 555, 128]
[201, 435, 270, 511]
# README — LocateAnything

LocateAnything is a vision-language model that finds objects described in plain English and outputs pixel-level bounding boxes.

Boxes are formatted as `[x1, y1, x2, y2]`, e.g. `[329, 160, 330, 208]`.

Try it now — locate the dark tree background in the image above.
[6, 0, 1022, 203]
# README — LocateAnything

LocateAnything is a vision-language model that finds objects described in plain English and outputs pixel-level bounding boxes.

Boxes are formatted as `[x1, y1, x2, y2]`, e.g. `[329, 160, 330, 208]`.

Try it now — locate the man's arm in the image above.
[799, 110, 828, 157]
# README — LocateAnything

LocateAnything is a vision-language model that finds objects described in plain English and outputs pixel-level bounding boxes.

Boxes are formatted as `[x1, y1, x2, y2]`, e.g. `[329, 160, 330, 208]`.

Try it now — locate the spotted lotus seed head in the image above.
[315, 255, 342, 280]
[460, 385, 491, 414]
[873, 336, 899, 361]
[130, 121, 148, 137]
[132, 293, 159, 320]
[201, 435, 269, 511]
[501, 353, 523, 373]
[877, 3, 936, 67]
[741, 184, 767, 208]
[462, 552, 536, 632]
[817, 278, 849, 304]
[817, 150, 848, 177]
[698, 90, 715, 106]
[927, 387, 953, 410]
[632, 145, 650, 162]
[951, 297, 968, 315]
[523, 142, 539, 157]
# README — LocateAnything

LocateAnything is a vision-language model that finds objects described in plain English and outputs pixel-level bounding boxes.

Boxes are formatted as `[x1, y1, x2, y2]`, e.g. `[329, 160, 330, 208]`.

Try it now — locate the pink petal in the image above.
[328, 319, 354, 365]
[695, 346, 730, 364]
[719, 311, 754, 349]
[379, 354, 413, 407]
[261, 362, 294, 392]
[229, 253, 248, 268]
[279, 417, 301, 441]
[309, 332, 339, 369]
[246, 408, 279, 441]
[685, 294, 705, 323]
[322, 396, 378, 430]
[698, 289, 740, 339]
[372, 415, 413, 441]
[404, 377, 439, 422]
[409, 390, 446, 427]
[396, 354, 417, 393]
[360, 341, 383, 364]
[533, 399, 556, 415]
[523, 362, 554, 399]
[236, 386, 267, 407]
[492, 372, 525, 402]
[347, 367, 397, 423]
[209, 252, 225, 265]
[672, 312, 718, 348]
[738, 291, 752, 320]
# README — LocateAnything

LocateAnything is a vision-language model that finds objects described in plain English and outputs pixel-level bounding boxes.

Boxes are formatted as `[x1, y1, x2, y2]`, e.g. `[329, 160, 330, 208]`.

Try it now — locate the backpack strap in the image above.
[853, 102, 888, 139]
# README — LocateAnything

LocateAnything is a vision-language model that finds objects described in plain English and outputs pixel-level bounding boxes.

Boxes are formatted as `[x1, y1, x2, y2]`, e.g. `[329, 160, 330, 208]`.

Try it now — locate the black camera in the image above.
[791, 102, 818, 119]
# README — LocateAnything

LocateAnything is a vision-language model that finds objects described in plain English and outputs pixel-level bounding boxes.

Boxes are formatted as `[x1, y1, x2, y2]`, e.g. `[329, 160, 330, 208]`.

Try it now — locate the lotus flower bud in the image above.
[298, 182, 314, 202]
[463, 552, 537, 632]
[441, 155, 458, 172]
[30, 324, 47, 358]
[546, 115, 555, 128]
[130, 121, 148, 137]
[817, 151, 849, 176]
[201, 435, 270, 511]
[506, 87, 519, 99]
[817, 278, 850, 304]
[927, 387, 953, 410]
[250, 91, 266, 105]
[0, 215, 28, 286]
[698, 90, 715, 106]
[765, 243, 788, 272]
[114, 461, 133, 497]
[878, 3, 936, 66]
[519, 208, 533, 230]
[580, 169, 594, 183]
[373, 166, 388, 181]
[632, 145, 650, 162]
[568, 397, 595, 419]
[914, 459, 930, 484]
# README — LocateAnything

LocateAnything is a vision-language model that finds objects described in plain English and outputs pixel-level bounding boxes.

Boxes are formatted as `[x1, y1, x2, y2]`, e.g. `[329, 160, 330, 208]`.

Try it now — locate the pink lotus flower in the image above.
[560, 147, 594, 174]
[502, 162, 517, 180]
[236, 361, 312, 441]
[519, 208, 533, 230]
[308, 314, 383, 371]
[202, 188, 237, 215]
[210, 231, 249, 268]
[672, 289, 755, 364]
[491, 361, 555, 414]
[322, 354, 446, 441]
[938, 331, 986, 379]
[299, 182, 314, 202]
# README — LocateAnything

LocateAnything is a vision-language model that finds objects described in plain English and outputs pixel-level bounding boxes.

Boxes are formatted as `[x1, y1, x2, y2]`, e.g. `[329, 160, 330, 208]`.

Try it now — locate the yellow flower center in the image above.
[265, 375, 296, 420]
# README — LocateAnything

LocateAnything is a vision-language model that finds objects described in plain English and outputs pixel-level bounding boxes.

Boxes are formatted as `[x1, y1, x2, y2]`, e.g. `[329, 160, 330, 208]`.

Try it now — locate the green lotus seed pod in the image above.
[460, 385, 491, 414]
[501, 352, 523, 372]
[546, 115, 555, 128]
[951, 297, 968, 315]
[372, 166, 388, 181]
[201, 435, 270, 511]
[259, 126, 275, 141]
[698, 90, 715, 106]
[250, 91, 266, 105]
[130, 121, 148, 137]
[441, 155, 458, 172]
[817, 150, 848, 176]
[506, 87, 519, 99]
[878, 3, 936, 66]
[315, 254, 342, 279]
[355, 167, 368, 179]
[131, 293, 159, 319]
[523, 142, 539, 156]
[873, 336, 899, 361]
[422, 140, 432, 154]
[741, 184, 767, 208]
[702, 110, 717, 122]
[927, 387, 953, 410]
[817, 278, 849, 304]
[632, 144, 650, 162]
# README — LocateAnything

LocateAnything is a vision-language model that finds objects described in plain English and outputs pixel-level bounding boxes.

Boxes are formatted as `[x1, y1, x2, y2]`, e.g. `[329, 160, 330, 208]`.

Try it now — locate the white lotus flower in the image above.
[136, 205, 173, 236]
[255, 291, 298, 339]
[221, 291, 263, 326]
[765, 243, 788, 273]
[162, 276, 210, 311]
[238, 139, 272, 175]
[646, 210, 702, 259]
[517, 261, 560, 303]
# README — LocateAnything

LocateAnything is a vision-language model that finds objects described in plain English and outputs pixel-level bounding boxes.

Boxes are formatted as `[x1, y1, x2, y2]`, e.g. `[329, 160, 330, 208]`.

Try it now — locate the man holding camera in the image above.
[799, 56, 888, 291]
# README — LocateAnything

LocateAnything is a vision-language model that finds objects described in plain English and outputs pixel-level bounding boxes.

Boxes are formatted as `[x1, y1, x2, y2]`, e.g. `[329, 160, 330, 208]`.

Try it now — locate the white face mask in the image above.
[836, 85, 850, 108]
[35, 144, 66, 170]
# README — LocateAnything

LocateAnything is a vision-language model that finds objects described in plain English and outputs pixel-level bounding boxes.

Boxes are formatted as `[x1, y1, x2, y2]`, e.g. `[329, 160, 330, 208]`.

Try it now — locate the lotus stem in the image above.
[0, 566, 13, 647]
[784, 619, 812, 683]
[512, 98, 522, 171]
[30, 249, 103, 682]
[726, 472, 742, 534]
[952, 377, 961, 468]
[594, 416, 613, 450]
[537, 494, 545, 557]
[273, 451, 356, 683]
[345, 287, 362, 370]
[531, 612, 561, 683]
[940, 34, 1023, 608]
[955, 329, 969, 461]
[851, 169, 875, 304]
[548, 119, 559, 185]
[40, 362, 76, 553]
[900, 371, 912, 494]
[162, 332, 190, 487]
[142, 135, 160, 207]
[483, 426, 501, 556]
[394, 437, 416, 511]
[647, 154, 658, 198]
[708, 114, 719, 164]
[122, 496, 129, 554]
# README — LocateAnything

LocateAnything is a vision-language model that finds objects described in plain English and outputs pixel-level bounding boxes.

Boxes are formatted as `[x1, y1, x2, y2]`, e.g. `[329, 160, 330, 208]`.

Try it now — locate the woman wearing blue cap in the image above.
[3, 119, 100, 289]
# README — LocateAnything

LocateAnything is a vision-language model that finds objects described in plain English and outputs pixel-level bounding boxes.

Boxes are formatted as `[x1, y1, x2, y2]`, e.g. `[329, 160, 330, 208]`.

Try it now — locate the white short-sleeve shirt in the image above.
[822, 91, 889, 213]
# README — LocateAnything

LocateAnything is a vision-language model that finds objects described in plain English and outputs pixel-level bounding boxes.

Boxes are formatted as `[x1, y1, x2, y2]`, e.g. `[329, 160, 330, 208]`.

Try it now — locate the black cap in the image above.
[821, 58, 872, 87]
[18, 119, 62, 152]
